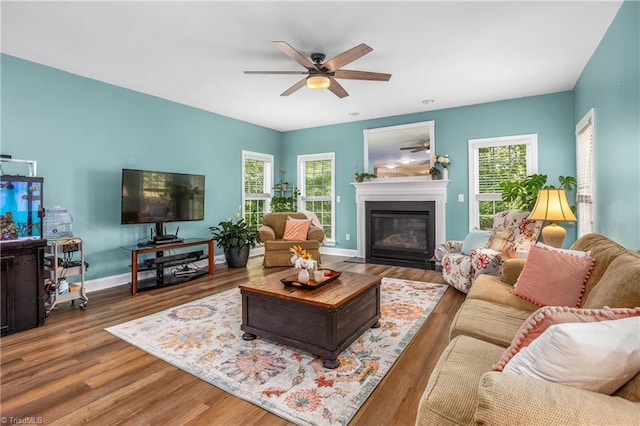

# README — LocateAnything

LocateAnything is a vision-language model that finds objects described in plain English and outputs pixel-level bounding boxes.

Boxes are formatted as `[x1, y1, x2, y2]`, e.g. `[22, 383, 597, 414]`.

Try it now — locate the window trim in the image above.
[468, 134, 538, 229]
[297, 152, 336, 243]
[241, 150, 274, 219]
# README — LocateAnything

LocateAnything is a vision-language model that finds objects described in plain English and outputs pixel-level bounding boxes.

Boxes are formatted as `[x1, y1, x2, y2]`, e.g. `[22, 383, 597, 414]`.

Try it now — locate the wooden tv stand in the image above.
[122, 238, 214, 295]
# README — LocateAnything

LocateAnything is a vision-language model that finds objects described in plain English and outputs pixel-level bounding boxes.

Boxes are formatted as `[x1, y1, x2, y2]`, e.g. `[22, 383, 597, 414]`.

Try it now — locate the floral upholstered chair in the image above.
[440, 210, 542, 294]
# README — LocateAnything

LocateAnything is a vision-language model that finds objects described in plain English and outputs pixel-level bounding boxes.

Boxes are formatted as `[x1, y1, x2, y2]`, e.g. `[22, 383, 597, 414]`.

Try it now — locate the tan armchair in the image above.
[259, 212, 324, 267]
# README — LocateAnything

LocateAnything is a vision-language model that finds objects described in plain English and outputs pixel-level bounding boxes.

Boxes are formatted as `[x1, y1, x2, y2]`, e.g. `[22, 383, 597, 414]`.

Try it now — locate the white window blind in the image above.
[468, 135, 537, 229]
[478, 145, 528, 194]
[576, 110, 595, 236]
[576, 118, 594, 203]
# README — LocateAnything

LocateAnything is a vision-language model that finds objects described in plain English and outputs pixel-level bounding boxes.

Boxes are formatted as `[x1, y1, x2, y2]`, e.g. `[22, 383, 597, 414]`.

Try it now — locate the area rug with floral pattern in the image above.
[105, 277, 447, 425]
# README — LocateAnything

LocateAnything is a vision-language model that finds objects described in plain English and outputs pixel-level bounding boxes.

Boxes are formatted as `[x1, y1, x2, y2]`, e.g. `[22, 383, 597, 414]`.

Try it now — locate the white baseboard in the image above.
[320, 246, 357, 257]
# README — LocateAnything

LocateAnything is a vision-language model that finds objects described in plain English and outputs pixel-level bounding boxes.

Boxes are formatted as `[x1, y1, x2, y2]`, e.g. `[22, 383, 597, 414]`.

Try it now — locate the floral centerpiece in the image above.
[290, 245, 317, 283]
[435, 154, 451, 168]
[434, 154, 451, 180]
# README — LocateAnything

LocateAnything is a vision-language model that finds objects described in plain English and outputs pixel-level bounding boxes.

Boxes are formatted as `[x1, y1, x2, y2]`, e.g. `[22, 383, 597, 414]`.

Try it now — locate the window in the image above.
[242, 151, 273, 231]
[297, 153, 335, 242]
[576, 109, 595, 237]
[468, 135, 538, 229]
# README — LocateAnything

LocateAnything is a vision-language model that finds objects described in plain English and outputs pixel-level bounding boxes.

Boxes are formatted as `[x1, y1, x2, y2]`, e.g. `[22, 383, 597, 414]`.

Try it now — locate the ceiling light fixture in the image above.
[307, 75, 331, 90]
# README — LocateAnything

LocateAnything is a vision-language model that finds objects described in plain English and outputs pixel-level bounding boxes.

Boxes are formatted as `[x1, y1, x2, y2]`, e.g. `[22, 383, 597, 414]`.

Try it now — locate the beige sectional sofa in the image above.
[417, 233, 640, 425]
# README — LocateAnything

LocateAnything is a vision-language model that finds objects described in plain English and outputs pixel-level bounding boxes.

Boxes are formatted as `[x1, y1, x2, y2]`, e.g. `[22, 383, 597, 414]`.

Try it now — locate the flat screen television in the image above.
[121, 168, 205, 239]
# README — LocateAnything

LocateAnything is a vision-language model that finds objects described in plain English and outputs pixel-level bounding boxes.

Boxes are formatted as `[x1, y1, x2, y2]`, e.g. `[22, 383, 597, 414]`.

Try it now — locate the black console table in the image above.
[121, 238, 215, 295]
[1, 239, 46, 335]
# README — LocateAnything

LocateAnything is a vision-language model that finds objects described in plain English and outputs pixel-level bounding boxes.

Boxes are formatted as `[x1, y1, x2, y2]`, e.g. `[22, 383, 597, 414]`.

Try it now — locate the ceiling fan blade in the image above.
[273, 41, 318, 70]
[244, 71, 308, 75]
[400, 146, 424, 150]
[333, 69, 391, 81]
[280, 77, 307, 96]
[324, 43, 373, 72]
[328, 77, 349, 98]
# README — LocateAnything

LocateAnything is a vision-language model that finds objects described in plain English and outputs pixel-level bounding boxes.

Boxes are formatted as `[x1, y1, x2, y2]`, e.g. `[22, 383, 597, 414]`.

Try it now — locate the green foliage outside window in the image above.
[244, 200, 265, 231]
[477, 144, 528, 226]
[303, 159, 333, 237]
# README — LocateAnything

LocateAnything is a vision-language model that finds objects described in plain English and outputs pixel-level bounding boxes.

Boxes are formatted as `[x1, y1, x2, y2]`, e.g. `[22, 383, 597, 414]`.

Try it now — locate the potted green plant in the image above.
[499, 174, 577, 211]
[429, 166, 440, 180]
[270, 187, 300, 212]
[209, 212, 260, 268]
[353, 172, 377, 182]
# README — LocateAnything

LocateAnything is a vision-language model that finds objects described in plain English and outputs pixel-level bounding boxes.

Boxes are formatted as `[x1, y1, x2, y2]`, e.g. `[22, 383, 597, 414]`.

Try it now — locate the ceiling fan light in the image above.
[307, 75, 330, 90]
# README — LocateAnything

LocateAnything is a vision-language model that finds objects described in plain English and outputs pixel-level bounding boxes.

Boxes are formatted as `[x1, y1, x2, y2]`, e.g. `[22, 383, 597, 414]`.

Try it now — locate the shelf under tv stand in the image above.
[121, 238, 215, 295]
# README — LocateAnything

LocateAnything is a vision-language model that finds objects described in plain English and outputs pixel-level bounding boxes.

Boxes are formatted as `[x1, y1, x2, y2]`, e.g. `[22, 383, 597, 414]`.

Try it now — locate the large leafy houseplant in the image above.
[209, 213, 260, 268]
[499, 174, 577, 211]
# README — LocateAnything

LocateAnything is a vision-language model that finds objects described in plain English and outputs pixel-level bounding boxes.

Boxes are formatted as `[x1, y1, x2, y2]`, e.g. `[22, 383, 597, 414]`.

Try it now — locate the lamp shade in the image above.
[306, 75, 330, 90]
[528, 189, 577, 222]
[528, 189, 576, 248]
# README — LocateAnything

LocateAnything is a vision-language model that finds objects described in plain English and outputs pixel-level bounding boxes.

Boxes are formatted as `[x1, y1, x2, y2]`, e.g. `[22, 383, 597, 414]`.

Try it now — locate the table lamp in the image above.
[528, 189, 577, 248]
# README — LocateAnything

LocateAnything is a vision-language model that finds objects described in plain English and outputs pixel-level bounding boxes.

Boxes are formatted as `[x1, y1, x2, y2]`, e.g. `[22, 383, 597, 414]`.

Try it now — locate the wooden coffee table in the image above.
[239, 270, 381, 368]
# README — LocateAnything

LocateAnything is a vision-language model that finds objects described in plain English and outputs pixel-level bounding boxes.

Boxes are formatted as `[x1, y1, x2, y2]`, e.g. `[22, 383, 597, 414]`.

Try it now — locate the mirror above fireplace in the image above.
[363, 120, 435, 178]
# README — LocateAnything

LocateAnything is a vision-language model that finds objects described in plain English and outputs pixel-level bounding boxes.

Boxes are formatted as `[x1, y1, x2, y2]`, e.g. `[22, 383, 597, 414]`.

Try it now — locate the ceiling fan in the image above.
[400, 140, 431, 153]
[244, 41, 391, 98]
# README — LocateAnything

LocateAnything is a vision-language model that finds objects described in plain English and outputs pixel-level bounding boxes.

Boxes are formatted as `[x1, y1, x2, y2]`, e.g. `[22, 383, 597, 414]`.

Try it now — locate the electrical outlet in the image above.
[458, 194, 464, 202]
[336, 195, 341, 202]
[345, 233, 350, 241]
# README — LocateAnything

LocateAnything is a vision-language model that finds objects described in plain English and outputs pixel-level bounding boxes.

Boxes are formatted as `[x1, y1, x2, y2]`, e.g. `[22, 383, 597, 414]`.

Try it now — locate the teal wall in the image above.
[282, 92, 576, 249]
[2, 0, 637, 282]
[1, 55, 282, 279]
[574, 0, 640, 250]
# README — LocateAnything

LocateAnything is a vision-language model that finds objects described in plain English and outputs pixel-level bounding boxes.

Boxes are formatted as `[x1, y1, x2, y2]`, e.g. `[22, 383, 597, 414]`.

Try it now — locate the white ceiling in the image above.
[1, 1, 623, 132]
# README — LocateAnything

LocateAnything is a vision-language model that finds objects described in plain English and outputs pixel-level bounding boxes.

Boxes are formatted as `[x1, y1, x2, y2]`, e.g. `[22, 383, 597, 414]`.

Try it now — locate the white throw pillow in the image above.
[503, 316, 640, 395]
[535, 241, 591, 257]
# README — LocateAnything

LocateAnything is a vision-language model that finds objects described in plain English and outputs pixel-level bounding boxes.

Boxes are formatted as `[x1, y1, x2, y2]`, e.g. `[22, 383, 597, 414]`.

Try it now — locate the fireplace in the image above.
[352, 176, 449, 267]
[366, 201, 435, 268]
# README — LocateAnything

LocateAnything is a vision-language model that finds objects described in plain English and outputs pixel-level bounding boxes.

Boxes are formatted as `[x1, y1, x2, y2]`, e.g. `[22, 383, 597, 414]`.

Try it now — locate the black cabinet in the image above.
[1, 239, 46, 336]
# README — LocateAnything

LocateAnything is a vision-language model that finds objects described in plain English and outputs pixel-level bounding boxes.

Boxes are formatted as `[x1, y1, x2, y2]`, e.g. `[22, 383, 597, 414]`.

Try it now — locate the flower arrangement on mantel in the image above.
[435, 154, 451, 169]
[432, 154, 451, 180]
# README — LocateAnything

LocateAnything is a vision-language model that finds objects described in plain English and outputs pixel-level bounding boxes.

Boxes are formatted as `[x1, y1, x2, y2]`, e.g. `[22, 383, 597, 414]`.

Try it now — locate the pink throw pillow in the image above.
[283, 219, 311, 241]
[493, 306, 640, 371]
[511, 244, 595, 307]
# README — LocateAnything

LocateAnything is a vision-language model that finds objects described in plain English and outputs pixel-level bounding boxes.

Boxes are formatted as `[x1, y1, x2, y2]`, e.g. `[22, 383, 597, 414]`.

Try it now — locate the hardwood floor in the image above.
[0, 255, 465, 425]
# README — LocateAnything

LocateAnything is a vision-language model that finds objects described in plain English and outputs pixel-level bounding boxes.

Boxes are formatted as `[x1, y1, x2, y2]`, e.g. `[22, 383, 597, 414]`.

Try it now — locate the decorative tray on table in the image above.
[280, 269, 342, 289]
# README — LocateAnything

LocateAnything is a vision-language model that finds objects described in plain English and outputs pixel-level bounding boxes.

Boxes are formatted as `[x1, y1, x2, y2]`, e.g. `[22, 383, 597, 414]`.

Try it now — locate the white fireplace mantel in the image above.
[352, 177, 449, 259]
